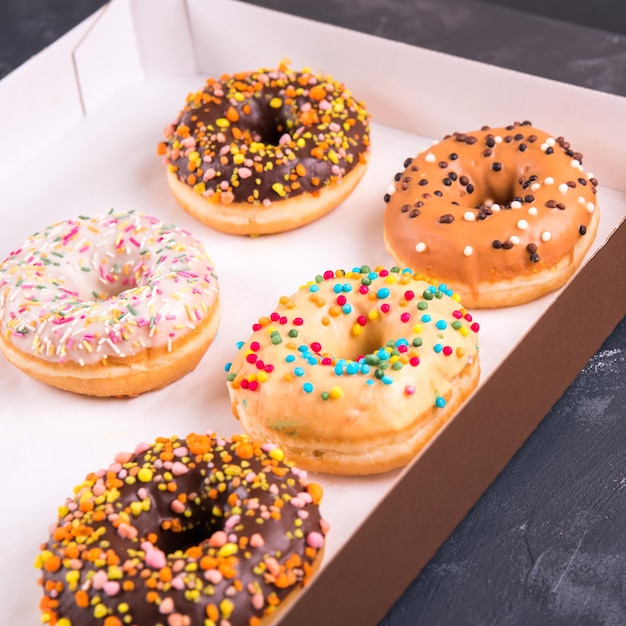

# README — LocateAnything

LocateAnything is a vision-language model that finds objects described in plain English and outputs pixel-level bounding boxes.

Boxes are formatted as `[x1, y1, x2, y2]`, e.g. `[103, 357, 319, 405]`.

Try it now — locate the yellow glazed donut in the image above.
[383, 121, 599, 308]
[36, 433, 328, 626]
[159, 63, 371, 236]
[226, 266, 480, 475]
[0, 210, 219, 396]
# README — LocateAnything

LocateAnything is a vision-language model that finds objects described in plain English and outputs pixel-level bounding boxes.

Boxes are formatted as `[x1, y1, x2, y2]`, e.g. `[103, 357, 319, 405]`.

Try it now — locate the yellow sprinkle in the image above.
[93, 603, 108, 619]
[220, 598, 235, 619]
[269, 448, 285, 462]
[272, 182, 286, 196]
[459, 327, 469, 337]
[330, 386, 344, 399]
[57, 620, 72, 626]
[368, 309, 379, 321]
[257, 371, 269, 383]
[269, 97, 283, 109]
[215, 117, 230, 128]
[129, 502, 143, 517]
[413, 324, 423, 334]
[351, 323, 363, 336]
[217, 543, 238, 558]
[137, 468, 153, 483]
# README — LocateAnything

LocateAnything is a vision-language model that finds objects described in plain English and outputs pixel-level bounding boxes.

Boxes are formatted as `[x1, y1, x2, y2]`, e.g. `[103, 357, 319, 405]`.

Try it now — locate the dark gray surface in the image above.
[1, 1, 625, 625]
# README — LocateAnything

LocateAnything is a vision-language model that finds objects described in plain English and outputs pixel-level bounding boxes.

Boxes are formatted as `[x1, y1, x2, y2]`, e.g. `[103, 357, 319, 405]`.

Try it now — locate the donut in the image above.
[383, 121, 600, 308]
[226, 266, 480, 475]
[158, 63, 370, 236]
[35, 432, 328, 626]
[0, 210, 219, 396]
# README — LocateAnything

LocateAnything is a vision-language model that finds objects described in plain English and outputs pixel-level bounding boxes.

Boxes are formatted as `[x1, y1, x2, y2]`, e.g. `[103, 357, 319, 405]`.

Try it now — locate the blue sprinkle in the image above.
[366, 379, 375, 386]
[382, 375, 393, 385]
[236, 341, 245, 349]
[428, 286, 437, 294]
[421, 314, 432, 323]
[434, 343, 443, 353]
[368, 271, 378, 280]
[342, 303, 352, 314]
[377, 349, 390, 360]
[342, 283, 352, 292]
[298, 345, 308, 352]
[346, 362, 359, 375]
[303, 382, 314, 393]
[333, 284, 343, 293]
[438, 283, 447, 292]
[308, 357, 318, 365]
[376, 287, 390, 299]
[436, 320, 447, 330]
[294, 367, 305, 377]
[435, 396, 446, 408]
[360, 363, 371, 374]
[396, 338, 409, 347]
[335, 364, 344, 376]
[309, 284, 319, 292]
[285, 354, 296, 363]
[224, 362, 232, 372]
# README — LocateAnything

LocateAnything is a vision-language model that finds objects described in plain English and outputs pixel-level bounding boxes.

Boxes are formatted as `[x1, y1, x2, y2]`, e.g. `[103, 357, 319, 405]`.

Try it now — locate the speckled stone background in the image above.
[1, 1, 625, 624]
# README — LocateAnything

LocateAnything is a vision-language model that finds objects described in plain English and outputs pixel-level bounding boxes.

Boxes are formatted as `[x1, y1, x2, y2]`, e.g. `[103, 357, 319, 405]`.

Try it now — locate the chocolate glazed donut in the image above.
[160, 63, 370, 236]
[36, 433, 328, 626]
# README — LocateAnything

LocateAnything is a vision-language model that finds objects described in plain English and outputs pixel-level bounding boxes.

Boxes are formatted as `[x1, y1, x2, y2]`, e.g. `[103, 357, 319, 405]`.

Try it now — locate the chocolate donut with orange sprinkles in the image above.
[159, 62, 370, 235]
[36, 433, 328, 626]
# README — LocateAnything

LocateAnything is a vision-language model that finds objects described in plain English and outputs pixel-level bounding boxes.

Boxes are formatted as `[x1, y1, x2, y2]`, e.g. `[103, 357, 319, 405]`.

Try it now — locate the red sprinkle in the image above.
[400, 312, 411, 323]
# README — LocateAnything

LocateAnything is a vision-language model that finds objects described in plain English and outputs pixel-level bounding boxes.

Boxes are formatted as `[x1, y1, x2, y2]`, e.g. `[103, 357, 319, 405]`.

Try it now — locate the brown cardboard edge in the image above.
[279, 218, 626, 626]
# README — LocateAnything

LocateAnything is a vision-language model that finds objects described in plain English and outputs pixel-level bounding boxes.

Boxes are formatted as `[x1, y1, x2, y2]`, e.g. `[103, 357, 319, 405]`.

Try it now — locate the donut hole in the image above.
[156, 521, 216, 555]
[82, 258, 150, 301]
[243, 98, 291, 146]
[471, 178, 519, 208]
[323, 324, 394, 363]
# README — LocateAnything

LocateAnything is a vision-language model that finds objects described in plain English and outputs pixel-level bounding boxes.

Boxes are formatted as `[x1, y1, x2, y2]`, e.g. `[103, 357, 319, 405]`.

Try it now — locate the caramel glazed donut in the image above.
[36, 433, 328, 626]
[0, 210, 219, 397]
[226, 267, 480, 475]
[383, 121, 600, 308]
[159, 64, 370, 236]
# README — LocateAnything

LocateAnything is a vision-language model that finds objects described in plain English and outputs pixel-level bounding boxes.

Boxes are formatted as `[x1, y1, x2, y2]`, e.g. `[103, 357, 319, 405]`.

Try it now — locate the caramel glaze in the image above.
[36, 434, 327, 626]
[160, 64, 370, 207]
[383, 121, 598, 302]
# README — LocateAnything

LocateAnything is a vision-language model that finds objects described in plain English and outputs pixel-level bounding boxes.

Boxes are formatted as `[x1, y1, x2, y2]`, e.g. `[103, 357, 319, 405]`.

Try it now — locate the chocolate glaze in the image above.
[161, 66, 370, 206]
[37, 434, 327, 626]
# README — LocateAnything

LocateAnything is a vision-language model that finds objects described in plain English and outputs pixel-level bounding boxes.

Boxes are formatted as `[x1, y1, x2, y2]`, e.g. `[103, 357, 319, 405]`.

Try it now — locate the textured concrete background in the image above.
[1, 1, 625, 624]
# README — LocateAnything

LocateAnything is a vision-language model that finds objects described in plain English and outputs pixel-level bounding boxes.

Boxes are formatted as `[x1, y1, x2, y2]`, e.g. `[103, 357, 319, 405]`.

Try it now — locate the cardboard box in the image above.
[0, 0, 624, 624]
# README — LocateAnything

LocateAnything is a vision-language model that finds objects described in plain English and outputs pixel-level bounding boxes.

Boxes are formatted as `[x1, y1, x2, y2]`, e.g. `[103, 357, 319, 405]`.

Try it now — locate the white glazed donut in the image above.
[226, 266, 480, 475]
[0, 210, 220, 396]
